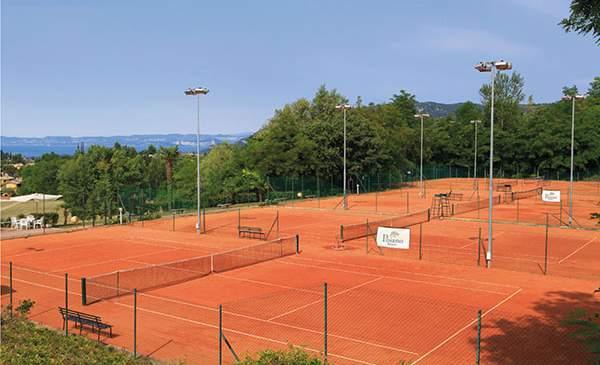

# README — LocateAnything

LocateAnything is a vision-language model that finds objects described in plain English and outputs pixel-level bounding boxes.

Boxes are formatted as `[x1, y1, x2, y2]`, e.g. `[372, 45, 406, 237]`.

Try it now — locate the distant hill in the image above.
[0, 133, 252, 157]
[415, 102, 479, 118]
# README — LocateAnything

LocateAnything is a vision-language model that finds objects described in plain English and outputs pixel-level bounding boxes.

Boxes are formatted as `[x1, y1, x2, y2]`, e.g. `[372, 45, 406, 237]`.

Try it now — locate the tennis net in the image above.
[511, 187, 542, 201]
[340, 209, 430, 242]
[82, 236, 299, 305]
[452, 195, 502, 215]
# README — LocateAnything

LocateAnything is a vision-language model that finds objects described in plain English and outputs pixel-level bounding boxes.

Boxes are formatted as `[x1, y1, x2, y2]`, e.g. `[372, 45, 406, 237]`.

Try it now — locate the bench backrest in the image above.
[59, 307, 102, 322]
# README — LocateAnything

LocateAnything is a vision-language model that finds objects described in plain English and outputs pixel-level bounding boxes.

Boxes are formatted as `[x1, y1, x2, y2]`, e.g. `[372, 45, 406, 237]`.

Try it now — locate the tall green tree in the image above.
[19, 153, 64, 195]
[560, 0, 600, 44]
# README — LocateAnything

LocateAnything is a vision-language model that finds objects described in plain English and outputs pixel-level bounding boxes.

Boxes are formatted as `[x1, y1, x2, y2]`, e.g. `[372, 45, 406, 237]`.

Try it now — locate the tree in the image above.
[562, 85, 580, 97]
[560, 0, 600, 44]
[159, 146, 179, 210]
[588, 76, 600, 98]
[19, 153, 64, 195]
[480, 72, 525, 129]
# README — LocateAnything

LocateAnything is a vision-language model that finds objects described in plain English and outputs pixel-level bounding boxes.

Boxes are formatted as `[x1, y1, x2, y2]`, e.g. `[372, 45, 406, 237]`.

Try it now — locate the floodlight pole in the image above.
[414, 112, 430, 198]
[185, 87, 209, 235]
[488, 67, 495, 268]
[471, 120, 481, 191]
[475, 60, 512, 268]
[563, 94, 585, 226]
[196, 95, 201, 234]
[336, 104, 352, 209]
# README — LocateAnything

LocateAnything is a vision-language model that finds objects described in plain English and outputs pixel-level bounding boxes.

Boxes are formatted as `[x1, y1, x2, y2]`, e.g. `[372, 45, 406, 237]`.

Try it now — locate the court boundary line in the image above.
[411, 287, 523, 364]
[278, 260, 510, 296]
[285, 255, 520, 290]
[137, 290, 419, 356]
[50, 248, 184, 273]
[213, 273, 321, 295]
[558, 236, 599, 264]
[268, 277, 383, 321]
[4, 274, 402, 364]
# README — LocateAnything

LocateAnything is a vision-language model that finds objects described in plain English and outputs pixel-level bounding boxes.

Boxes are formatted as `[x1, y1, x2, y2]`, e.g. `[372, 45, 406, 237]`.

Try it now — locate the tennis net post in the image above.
[81, 278, 87, 306]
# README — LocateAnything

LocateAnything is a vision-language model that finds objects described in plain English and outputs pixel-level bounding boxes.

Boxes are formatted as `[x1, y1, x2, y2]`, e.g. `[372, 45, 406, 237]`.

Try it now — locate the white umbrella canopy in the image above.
[10, 193, 62, 202]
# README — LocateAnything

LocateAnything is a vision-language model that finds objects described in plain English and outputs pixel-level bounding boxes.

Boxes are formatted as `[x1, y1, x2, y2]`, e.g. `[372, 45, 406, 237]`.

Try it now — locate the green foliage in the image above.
[0, 299, 175, 365]
[14, 79, 600, 219]
[15, 299, 35, 317]
[236, 347, 323, 365]
[33, 212, 60, 225]
[20, 153, 65, 195]
[562, 308, 600, 364]
[0, 317, 165, 365]
[560, 0, 600, 44]
[589, 77, 600, 98]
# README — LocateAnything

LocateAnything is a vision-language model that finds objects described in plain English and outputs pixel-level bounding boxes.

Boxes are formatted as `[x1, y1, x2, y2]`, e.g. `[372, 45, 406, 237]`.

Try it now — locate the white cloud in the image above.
[418, 26, 538, 57]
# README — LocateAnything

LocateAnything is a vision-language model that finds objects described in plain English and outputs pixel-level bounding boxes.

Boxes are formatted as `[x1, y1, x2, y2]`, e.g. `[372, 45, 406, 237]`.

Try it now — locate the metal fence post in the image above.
[544, 214, 549, 275]
[477, 227, 482, 266]
[172, 211, 175, 232]
[476, 309, 482, 365]
[219, 304, 223, 365]
[365, 219, 369, 254]
[419, 223, 423, 260]
[559, 199, 563, 226]
[9, 262, 13, 318]
[81, 278, 87, 305]
[133, 288, 137, 358]
[324, 282, 328, 364]
[65, 273, 69, 335]
[406, 192, 409, 213]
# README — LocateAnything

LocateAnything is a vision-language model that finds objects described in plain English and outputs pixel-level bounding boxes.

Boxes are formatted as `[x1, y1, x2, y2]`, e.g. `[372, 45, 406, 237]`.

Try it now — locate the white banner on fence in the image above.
[542, 190, 561, 203]
[376, 227, 410, 249]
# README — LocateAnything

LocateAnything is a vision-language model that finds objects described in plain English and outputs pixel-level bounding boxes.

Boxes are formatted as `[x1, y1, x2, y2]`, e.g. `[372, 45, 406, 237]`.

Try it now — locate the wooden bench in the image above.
[238, 226, 265, 240]
[217, 203, 232, 209]
[59, 307, 113, 341]
[171, 208, 185, 215]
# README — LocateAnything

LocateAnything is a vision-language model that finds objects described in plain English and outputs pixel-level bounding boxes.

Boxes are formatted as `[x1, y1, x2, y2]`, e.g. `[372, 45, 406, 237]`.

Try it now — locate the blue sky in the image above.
[1, 0, 598, 137]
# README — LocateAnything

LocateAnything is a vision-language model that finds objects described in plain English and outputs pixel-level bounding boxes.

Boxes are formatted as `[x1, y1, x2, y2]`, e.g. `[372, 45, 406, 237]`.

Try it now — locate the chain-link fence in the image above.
[2, 261, 596, 365]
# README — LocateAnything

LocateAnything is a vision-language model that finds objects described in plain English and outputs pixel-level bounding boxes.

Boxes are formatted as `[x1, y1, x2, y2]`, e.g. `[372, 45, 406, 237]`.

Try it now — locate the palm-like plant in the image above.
[159, 146, 180, 210]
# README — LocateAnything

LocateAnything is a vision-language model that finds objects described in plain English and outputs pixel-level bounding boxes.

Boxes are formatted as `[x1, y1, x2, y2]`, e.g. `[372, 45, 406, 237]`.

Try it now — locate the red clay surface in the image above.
[1, 178, 599, 364]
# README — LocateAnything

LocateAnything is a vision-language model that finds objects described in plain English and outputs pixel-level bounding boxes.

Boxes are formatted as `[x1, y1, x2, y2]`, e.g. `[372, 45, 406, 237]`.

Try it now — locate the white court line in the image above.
[2, 263, 80, 282]
[268, 277, 383, 321]
[411, 288, 523, 364]
[51, 248, 182, 273]
[279, 260, 511, 296]
[214, 273, 321, 295]
[138, 291, 418, 356]
[287, 255, 520, 289]
[3, 275, 376, 365]
[460, 241, 477, 249]
[558, 236, 599, 264]
[6, 241, 107, 258]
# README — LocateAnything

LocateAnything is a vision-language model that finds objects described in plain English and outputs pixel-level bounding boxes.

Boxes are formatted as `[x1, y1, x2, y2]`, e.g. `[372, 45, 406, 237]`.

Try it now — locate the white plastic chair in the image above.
[10, 217, 18, 228]
[34, 217, 44, 229]
[17, 218, 29, 230]
[26, 215, 35, 229]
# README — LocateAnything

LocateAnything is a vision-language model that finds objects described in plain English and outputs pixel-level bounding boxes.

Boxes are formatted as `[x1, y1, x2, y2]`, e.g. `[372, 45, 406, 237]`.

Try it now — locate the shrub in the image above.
[0, 300, 178, 365]
[236, 347, 324, 365]
[33, 212, 60, 225]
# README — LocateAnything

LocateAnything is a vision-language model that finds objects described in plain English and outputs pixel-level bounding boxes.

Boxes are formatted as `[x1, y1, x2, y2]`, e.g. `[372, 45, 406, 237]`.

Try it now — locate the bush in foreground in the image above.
[236, 347, 324, 365]
[0, 301, 164, 365]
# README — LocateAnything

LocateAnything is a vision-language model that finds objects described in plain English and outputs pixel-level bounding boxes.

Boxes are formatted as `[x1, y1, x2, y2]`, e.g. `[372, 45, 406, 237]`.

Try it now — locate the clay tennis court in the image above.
[1, 178, 598, 364]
